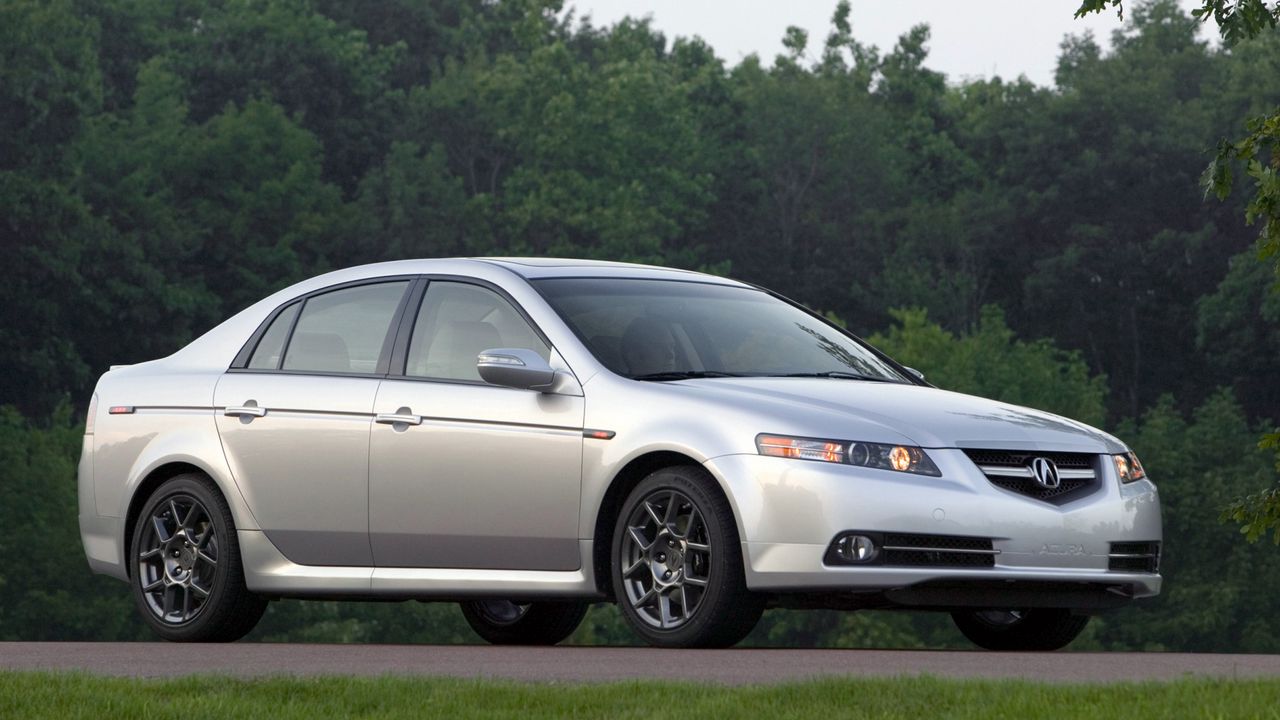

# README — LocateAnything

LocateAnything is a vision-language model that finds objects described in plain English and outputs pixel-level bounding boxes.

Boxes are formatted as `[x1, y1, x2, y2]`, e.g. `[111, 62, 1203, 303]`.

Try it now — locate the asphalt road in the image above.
[3, 643, 1280, 684]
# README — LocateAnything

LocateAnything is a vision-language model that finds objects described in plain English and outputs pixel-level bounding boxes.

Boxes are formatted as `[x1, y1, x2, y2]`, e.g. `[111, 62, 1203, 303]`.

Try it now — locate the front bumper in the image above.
[704, 450, 1162, 602]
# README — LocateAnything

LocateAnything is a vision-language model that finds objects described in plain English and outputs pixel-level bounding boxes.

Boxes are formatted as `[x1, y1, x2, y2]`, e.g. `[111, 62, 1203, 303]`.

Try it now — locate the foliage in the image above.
[3, 0, 1275, 422]
[1077, 0, 1280, 543]
[1224, 485, 1280, 543]
[1078, 0, 1280, 44]
[1196, 251, 1280, 417]
[1093, 392, 1278, 651]
[869, 307, 1108, 427]
[1206, 110, 1280, 284]
[1166, 0, 1280, 292]
[0, 406, 147, 641]
[1223, 432, 1280, 544]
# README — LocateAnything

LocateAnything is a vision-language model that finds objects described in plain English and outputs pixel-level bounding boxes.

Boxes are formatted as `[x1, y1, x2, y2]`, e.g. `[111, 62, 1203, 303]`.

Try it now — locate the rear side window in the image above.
[405, 282, 549, 381]
[247, 303, 300, 369]
[281, 282, 409, 374]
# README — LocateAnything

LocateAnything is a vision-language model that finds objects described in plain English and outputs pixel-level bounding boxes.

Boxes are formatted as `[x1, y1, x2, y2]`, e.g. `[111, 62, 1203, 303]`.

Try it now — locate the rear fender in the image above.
[121, 423, 261, 533]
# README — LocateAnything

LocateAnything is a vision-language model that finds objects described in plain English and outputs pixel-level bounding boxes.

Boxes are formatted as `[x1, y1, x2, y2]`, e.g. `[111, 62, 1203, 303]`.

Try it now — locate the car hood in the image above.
[675, 377, 1125, 454]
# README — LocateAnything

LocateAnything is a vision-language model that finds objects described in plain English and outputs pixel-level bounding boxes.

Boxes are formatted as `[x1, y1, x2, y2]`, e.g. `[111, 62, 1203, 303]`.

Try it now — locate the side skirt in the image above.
[239, 531, 603, 600]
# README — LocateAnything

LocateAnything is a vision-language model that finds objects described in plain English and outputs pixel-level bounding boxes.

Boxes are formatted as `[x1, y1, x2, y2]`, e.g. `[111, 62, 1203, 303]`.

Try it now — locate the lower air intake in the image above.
[1108, 541, 1160, 573]
[882, 533, 997, 568]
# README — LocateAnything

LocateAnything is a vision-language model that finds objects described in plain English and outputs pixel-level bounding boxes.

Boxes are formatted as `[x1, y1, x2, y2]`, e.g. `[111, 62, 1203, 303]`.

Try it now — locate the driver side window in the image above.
[405, 282, 550, 381]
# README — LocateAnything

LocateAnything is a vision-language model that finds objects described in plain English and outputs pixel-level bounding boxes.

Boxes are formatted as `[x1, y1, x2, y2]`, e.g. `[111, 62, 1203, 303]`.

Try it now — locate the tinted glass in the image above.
[281, 282, 409, 373]
[534, 278, 907, 381]
[247, 302, 299, 370]
[406, 282, 549, 381]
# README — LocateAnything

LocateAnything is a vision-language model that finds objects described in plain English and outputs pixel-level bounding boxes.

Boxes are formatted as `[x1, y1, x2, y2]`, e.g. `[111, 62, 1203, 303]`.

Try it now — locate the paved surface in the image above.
[3, 643, 1280, 684]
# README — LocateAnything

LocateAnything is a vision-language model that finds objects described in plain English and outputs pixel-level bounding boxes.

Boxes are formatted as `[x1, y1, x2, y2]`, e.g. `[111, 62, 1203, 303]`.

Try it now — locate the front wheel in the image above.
[460, 600, 589, 645]
[611, 466, 763, 648]
[951, 608, 1090, 651]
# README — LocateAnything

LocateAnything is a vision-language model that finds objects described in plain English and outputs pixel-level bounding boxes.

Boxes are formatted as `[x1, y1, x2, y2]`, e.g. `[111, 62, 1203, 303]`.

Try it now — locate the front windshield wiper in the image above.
[769, 371, 901, 383]
[631, 370, 747, 382]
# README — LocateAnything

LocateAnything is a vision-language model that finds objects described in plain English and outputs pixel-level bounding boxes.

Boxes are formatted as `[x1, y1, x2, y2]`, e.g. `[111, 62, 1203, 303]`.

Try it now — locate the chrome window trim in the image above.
[387, 274, 557, 383]
[228, 273, 561, 392]
[229, 275, 420, 375]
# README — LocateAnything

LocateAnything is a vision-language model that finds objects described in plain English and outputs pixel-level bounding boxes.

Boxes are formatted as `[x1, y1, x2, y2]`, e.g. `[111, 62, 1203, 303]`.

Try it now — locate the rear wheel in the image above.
[611, 466, 763, 648]
[951, 608, 1090, 651]
[460, 600, 589, 645]
[129, 474, 267, 642]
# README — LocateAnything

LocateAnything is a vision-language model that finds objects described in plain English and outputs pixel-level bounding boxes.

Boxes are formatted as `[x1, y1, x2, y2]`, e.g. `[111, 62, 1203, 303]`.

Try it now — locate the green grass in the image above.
[2, 671, 1280, 719]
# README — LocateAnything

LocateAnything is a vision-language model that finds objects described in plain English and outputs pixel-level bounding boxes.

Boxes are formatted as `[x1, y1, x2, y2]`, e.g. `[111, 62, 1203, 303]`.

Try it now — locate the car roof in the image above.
[151, 257, 753, 373]
[477, 257, 747, 284]
[329, 257, 751, 286]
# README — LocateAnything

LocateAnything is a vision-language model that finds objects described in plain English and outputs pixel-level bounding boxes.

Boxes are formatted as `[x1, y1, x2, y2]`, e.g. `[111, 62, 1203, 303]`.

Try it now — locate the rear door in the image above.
[215, 278, 415, 566]
[368, 279, 585, 570]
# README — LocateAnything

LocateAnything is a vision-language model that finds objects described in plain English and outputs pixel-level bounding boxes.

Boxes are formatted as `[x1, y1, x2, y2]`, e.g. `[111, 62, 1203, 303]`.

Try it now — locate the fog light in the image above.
[834, 534, 878, 563]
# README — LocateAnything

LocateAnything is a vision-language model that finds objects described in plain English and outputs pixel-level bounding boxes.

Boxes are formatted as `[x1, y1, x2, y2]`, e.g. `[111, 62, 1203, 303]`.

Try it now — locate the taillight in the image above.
[85, 393, 98, 435]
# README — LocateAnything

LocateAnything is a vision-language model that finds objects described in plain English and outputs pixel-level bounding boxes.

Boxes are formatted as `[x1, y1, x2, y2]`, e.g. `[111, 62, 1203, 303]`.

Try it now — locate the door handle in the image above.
[224, 404, 267, 418]
[375, 409, 422, 426]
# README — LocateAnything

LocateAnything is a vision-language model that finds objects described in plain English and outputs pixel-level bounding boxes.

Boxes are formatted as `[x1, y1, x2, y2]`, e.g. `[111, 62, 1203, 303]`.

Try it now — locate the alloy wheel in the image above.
[136, 494, 219, 625]
[975, 610, 1026, 627]
[618, 488, 712, 629]
[473, 600, 531, 626]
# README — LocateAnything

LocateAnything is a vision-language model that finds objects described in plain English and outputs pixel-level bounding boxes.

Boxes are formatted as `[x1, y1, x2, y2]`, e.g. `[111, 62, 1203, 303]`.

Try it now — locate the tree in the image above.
[74, 59, 348, 333]
[868, 306, 1109, 427]
[350, 141, 475, 261]
[1092, 391, 1279, 651]
[1169, 2, 1278, 276]
[717, 4, 907, 323]
[0, 405, 148, 640]
[1196, 250, 1280, 417]
[1077, 0, 1280, 541]
[0, 0, 104, 415]
[410, 18, 720, 265]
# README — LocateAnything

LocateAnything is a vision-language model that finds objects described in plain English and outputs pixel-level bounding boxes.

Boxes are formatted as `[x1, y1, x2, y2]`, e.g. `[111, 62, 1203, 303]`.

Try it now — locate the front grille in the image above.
[964, 450, 1095, 469]
[1108, 541, 1160, 573]
[963, 449, 1100, 505]
[881, 533, 996, 568]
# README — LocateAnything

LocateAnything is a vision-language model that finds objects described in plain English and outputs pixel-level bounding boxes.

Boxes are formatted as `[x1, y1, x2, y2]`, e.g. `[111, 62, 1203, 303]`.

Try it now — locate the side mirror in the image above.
[904, 367, 926, 382]
[477, 348, 557, 391]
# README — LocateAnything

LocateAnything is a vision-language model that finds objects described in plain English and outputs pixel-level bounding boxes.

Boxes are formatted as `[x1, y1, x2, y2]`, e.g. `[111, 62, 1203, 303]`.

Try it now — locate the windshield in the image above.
[533, 278, 908, 382]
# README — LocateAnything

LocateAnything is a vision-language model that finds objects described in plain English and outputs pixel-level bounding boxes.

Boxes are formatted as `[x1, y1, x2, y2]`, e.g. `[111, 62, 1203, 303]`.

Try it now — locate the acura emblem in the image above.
[1030, 457, 1061, 489]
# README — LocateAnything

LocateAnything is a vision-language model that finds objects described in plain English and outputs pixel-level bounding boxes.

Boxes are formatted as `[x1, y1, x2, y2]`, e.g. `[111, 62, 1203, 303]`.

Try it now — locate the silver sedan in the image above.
[78, 258, 1162, 649]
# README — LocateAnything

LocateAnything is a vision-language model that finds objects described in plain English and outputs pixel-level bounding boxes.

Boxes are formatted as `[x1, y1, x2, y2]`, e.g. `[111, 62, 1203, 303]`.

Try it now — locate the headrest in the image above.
[287, 332, 351, 372]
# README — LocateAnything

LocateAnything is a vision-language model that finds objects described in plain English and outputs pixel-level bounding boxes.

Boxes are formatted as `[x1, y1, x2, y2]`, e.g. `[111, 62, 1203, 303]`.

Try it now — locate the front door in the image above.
[369, 280, 584, 571]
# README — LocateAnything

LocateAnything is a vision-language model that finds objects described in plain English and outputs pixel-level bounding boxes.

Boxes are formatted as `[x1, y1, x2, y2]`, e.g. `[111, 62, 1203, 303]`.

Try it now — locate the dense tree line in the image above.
[1, 0, 1278, 648]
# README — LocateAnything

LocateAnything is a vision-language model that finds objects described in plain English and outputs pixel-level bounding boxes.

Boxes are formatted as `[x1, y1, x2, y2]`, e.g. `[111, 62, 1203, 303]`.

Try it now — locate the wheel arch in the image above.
[590, 450, 743, 598]
[122, 457, 253, 577]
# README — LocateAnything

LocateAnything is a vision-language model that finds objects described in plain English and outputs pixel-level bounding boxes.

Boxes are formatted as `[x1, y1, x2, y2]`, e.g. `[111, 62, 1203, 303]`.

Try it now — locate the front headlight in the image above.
[756, 434, 941, 477]
[1113, 451, 1147, 483]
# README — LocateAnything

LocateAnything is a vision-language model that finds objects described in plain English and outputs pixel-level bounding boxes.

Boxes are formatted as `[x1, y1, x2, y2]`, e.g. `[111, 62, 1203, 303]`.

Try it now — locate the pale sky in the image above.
[564, 1, 1211, 87]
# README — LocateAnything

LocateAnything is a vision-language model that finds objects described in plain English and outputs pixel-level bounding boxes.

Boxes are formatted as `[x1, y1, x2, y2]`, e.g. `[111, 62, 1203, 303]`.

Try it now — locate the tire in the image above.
[128, 473, 268, 642]
[951, 608, 1090, 651]
[460, 600, 589, 645]
[610, 466, 763, 648]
